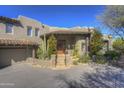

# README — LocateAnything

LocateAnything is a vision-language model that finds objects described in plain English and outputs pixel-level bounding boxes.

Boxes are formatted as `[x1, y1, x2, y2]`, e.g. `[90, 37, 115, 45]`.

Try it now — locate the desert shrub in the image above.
[96, 54, 106, 64]
[73, 44, 80, 58]
[113, 38, 124, 54]
[78, 54, 90, 63]
[90, 28, 103, 56]
[73, 60, 78, 65]
[104, 50, 121, 62]
[96, 60, 106, 64]
[73, 48, 78, 57]
[37, 43, 48, 60]
[90, 51, 107, 64]
[37, 44, 43, 59]
[47, 34, 57, 58]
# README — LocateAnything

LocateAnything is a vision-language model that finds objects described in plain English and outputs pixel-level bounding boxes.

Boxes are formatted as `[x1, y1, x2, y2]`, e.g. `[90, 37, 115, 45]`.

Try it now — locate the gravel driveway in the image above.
[0, 63, 124, 88]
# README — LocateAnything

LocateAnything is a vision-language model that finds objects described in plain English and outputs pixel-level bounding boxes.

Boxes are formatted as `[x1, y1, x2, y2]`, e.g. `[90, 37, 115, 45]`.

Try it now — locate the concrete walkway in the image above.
[0, 63, 124, 88]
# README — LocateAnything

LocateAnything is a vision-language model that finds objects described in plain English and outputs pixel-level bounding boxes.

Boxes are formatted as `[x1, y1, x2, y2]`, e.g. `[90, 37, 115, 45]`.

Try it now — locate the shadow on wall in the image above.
[55, 66, 124, 88]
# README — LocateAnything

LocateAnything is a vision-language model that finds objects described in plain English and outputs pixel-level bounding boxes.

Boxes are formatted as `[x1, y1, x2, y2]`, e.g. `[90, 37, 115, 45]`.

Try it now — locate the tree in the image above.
[37, 40, 48, 60]
[90, 29, 103, 56]
[47, 34, 57, 58]
[113, 38, 124, 54]
[37, 43, 44, 59]
[98, 6, 124, 40]
[37, 32, 48, 60]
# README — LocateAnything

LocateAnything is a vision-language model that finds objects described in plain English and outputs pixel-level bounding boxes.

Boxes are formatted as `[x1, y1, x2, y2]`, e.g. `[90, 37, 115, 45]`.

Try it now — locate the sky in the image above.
[0, 5, 109, 34]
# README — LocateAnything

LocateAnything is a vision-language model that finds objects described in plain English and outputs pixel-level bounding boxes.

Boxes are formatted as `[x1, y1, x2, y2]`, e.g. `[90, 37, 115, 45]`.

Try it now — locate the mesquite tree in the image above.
[98, 6, 124, 40]
[90, 29, 103, 56]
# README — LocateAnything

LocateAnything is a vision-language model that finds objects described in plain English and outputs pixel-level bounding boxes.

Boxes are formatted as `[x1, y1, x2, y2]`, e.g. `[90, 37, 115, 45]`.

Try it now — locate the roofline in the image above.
[18, 15, 42, 25]
[0, 16, 21, 25]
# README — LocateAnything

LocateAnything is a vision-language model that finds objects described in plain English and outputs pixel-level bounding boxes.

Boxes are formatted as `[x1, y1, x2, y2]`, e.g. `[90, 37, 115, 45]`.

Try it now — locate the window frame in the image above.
[27, 26, 33, 37]
[6, 23, 14, 34]
[35, 28, 39, 37]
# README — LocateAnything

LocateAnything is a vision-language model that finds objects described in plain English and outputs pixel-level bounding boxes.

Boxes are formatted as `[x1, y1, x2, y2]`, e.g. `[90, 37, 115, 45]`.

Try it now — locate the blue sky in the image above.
[0, 5, 109, 34]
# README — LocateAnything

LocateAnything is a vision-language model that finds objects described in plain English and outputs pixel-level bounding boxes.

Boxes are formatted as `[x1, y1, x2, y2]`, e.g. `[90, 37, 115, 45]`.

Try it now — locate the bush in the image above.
[113, 38, 124, 54]
[73, 43, 80, 58]
[90, 28, 103, 56]
[96, 54, 106, 64]
[91, 54, 106, 64]
[37, 45, 44, 59]
[73, 61, 78, 65]
[47, 35, 57, 58]
[78, 54, 90, 63]
[104, 50, 121, 61]
[37, 43, 48, 60]
[96, 60, 106, 64]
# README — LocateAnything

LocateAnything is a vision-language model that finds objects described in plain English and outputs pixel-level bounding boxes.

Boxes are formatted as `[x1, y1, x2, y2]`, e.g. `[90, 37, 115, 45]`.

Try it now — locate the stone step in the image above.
[55, 54, 73, 67]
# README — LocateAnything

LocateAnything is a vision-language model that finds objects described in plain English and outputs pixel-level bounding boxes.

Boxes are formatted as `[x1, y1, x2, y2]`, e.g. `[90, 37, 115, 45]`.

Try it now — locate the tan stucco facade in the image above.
[0, 16, 49, 68]
[0, 15, 112, 68]
[0, 16, 50, 44]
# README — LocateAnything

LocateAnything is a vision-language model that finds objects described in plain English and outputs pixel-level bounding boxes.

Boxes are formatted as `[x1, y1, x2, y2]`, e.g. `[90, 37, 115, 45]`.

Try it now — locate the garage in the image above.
[0, 39, 38, 68]
[0, 48, 33, 68]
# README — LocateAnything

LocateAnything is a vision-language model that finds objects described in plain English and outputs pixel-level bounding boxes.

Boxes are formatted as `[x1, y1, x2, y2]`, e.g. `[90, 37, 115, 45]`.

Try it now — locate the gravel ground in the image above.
[0, 63, 124, 88]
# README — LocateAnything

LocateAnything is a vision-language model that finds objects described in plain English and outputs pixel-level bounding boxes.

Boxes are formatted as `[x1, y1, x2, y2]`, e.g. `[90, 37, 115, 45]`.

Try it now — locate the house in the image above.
[0, 16, 49, 68]
[0, 15, 112, 68]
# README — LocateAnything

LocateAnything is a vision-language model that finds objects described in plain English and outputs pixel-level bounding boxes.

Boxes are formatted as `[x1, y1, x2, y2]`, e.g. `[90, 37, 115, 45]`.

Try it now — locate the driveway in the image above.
[0, 62, 124, 88]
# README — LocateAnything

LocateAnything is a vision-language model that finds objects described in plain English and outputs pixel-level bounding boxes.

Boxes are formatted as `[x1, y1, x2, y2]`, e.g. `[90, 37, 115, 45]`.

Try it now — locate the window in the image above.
[27, 26, 33, 36]
[35, 28, 39, 37]
[6, 23, 13, 34]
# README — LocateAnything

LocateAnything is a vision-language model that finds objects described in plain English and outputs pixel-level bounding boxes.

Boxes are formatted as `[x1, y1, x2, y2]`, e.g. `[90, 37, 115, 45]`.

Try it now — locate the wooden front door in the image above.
[57, 40, 66, 54]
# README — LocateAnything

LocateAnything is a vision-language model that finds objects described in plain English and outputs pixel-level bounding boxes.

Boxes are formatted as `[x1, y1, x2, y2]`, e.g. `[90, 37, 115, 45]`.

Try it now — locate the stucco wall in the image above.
[0, 16, 49, 44]
[75, 36, 87, 56]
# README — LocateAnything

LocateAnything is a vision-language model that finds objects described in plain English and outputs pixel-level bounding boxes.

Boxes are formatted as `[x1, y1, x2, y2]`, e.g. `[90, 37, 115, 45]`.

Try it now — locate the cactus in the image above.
[37, 32, 48, 60]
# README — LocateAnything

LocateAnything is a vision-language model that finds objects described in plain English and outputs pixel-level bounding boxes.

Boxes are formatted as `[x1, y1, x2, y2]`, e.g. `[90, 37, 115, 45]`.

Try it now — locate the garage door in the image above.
[0, 48, 32, 68]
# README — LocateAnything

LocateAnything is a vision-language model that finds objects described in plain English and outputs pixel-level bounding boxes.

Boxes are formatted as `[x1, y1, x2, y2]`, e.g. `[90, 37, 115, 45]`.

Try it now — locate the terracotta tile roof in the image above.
[0, 38, 39, 46]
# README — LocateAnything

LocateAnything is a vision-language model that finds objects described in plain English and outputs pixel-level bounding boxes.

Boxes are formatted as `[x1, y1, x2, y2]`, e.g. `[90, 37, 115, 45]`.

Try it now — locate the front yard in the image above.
[0, 61, 124, 88]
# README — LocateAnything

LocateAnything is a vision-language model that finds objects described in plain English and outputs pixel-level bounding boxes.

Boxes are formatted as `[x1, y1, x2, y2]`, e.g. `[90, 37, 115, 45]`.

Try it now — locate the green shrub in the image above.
[47, 35, 57, 58]
[37, 44, 44, 59]
[96, 55, 106, 64]
[78, 54, 90, 63]
[73, 45, 80, 58]
[37, 43, 48, 60]
[104, 50, 121, 61]
[90, 28, 103, 56]
[113, 38, 124, 54]
[91, 51, 107, 64]
[96, 60, 106, 64]
[73, 60, 78, 65]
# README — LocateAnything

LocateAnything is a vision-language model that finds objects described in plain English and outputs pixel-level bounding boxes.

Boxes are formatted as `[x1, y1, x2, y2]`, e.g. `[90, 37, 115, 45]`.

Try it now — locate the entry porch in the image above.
[46, 34, 91, 56]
